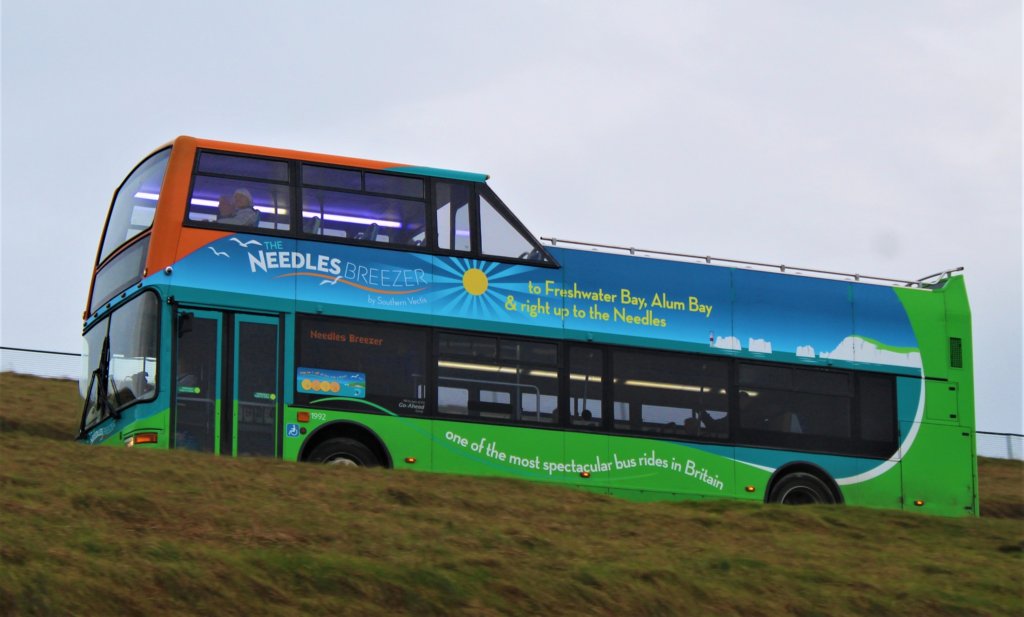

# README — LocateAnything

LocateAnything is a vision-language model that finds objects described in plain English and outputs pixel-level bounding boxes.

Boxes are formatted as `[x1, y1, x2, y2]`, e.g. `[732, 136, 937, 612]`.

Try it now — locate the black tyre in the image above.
[307, 438, 380, 467]
[767, 472, 837, 505]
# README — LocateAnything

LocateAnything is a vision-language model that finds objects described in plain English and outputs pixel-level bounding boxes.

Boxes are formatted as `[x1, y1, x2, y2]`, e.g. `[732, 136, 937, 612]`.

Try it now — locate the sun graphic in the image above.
[462, 268, 489, 296]
[423, 256, 536, 320]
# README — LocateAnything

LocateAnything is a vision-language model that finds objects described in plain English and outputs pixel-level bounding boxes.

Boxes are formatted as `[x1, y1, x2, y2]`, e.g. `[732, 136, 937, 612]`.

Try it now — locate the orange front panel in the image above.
[189, 137, 405, 171]
[146, 136, 199, 276]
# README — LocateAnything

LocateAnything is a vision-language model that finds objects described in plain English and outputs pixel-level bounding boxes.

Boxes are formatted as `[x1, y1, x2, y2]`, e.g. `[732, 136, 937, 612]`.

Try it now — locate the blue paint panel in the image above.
[733, 269, 852, 360]
[853, 284, 918, 349]
[161, 234, 927, 478]
[170, 234, 297, 311]
[169, 235, 919, 374]
[554, 248, 733, 353]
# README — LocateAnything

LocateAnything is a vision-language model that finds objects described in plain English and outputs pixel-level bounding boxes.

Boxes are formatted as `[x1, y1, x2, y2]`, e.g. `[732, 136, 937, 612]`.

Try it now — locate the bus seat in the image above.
[357, 223, 379, 242]
[770, 411, 803, 434]
[303, 216, 322, 235]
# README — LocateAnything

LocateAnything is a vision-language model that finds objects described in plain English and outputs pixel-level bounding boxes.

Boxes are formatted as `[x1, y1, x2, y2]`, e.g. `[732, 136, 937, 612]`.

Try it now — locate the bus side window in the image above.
[435, 182, 471, 252]
[569, 347, 603, 429]
[611, 349, 729, 441]
[436, 333, 558, 424]
[295, 316, 428, 416]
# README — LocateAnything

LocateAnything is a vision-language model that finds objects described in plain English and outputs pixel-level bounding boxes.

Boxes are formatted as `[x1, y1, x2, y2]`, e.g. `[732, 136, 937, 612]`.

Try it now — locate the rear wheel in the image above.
[768, 472, 836, 505]
[307, 438, 379, 467]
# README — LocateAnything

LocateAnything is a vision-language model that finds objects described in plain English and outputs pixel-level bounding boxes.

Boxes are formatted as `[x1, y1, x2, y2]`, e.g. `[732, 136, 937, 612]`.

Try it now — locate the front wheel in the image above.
[307, 438, 380, 467]
[767, 472, 837, 505]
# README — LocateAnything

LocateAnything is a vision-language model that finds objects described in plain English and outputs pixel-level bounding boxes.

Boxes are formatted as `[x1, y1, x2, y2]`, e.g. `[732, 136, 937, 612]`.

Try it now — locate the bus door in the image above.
[232, 315, 280, 457]
[174, 310, 222, 453]
[173, 309, 281, 457]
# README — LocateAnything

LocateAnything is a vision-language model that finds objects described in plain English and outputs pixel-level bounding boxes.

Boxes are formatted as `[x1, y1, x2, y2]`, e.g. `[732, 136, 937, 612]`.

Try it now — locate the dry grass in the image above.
[979, 456, 1024, 519]
[1, 373, 1021, 616]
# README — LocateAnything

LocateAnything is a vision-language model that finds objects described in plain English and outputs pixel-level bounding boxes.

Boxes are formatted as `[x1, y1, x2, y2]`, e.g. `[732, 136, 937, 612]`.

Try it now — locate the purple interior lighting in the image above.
[164, 191, 406, 229]
[304, 211, 402, 229]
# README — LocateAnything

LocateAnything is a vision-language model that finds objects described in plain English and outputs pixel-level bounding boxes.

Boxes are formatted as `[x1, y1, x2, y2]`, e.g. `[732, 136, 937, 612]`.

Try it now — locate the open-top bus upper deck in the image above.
[89, 136, 970, 380]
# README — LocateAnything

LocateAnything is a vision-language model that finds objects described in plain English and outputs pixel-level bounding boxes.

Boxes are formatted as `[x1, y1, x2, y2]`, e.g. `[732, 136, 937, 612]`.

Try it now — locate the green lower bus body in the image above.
[83, 272, 978, 517]
[105, 403, 977, 517]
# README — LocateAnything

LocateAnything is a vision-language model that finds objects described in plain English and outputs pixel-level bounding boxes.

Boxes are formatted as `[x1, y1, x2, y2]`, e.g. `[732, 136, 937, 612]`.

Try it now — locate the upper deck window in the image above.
[187, 152, 292, 231]
[480, 192, 539, 261]
[303, 165, 361, 191]
[197, 152, 289, 181]
[98, 148, 171, 264]
[301, 164, 427, 246]
[435, 182, 472, 252]
[478, 188, 553, 264]
[179, 147, 555, 266]
[365, 172, 424, 198]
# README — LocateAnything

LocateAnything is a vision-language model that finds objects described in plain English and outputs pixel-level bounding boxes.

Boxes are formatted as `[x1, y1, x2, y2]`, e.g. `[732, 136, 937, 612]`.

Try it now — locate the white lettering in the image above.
[244, 250, 427, 288]
[248, 251, 268, 273]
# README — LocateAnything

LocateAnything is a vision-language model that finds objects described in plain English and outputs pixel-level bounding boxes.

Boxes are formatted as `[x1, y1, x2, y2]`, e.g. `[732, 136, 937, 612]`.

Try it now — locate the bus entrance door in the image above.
[173, 309, 281, 457]
[173, 310, 222, 453]
[232, 315, 280, 457]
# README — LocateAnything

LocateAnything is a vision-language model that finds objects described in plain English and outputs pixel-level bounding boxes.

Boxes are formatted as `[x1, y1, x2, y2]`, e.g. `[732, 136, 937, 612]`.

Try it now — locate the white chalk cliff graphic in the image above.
[819, 336, 921, 368]
[712, 336, 742, 350]
[748, 338, 772, 354]
[796, 345, 816, 358]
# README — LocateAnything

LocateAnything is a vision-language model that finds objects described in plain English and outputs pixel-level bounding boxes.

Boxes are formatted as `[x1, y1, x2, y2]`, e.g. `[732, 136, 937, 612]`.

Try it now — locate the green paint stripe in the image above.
[855, 335, 919, 354]
[384, 165, 488, 182]
[308, 396, 399, 417]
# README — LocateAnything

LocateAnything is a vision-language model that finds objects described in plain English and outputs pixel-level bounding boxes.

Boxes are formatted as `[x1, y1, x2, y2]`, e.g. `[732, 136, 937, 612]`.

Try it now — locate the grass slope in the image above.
[1, 373, 1021, 616]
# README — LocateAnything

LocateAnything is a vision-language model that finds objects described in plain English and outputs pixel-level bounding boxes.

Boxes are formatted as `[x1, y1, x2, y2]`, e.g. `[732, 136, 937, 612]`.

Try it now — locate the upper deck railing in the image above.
[539, 237, 963, 289]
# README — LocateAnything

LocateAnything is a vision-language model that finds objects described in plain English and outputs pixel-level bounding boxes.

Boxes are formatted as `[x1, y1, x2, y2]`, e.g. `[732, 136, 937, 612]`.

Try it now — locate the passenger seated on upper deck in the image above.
[217, 189, 260, 227]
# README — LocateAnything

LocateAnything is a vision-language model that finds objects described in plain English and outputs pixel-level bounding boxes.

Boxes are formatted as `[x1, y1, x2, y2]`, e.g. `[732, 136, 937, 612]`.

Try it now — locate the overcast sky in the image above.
[2, 1, 1020, 433]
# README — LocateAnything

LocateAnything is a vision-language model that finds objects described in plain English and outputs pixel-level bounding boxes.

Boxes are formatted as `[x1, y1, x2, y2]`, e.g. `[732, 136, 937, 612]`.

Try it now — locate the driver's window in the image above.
[106, 294, 160, 410]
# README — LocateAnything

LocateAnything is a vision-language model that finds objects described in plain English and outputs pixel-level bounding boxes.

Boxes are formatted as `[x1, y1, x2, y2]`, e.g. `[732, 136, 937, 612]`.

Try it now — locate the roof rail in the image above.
[539, 237, 963, 289]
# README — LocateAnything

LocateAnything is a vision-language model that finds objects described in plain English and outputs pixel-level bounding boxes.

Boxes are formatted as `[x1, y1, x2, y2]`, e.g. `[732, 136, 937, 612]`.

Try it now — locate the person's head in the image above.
[218, 193, 236, 218]
[232, 188, 253, 210]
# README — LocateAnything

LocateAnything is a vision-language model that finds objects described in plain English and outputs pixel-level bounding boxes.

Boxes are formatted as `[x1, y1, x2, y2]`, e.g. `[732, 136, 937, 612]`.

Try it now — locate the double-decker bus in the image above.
[79, 136, 977, 516]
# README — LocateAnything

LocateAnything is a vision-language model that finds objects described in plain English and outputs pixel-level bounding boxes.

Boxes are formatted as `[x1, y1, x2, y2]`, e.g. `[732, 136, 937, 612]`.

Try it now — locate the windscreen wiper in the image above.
[75, 369, 99, 440]
[76, 335, 118, 439]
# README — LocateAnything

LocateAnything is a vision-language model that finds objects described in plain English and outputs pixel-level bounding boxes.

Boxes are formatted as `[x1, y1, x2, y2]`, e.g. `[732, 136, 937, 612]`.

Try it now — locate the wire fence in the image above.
[2, 346, 1021, 460]
[977, 432, 1024, 462]
[1, 346, 82, 380]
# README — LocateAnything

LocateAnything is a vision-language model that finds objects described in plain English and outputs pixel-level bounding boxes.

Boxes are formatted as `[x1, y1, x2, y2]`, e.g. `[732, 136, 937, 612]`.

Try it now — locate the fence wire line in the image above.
[2, 346, 1021, 460]
[2, 346, 82, 380]
[1, 346, 80, 356]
